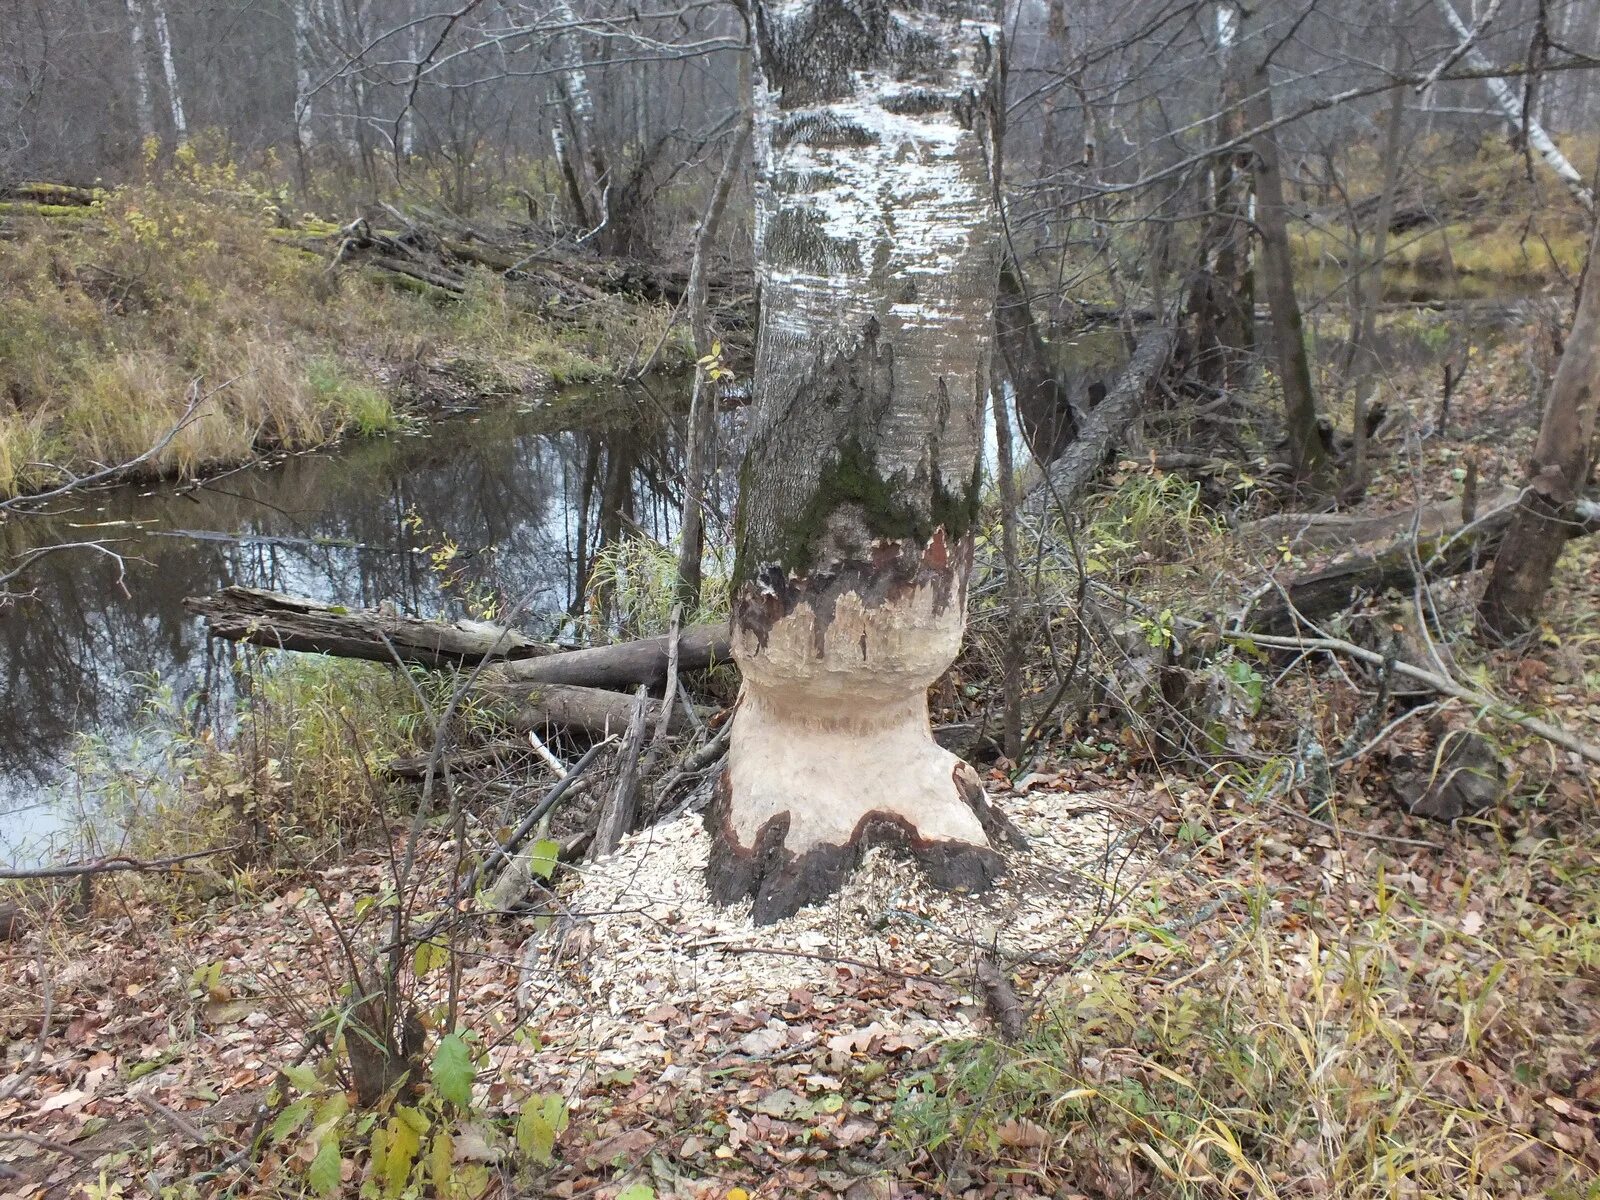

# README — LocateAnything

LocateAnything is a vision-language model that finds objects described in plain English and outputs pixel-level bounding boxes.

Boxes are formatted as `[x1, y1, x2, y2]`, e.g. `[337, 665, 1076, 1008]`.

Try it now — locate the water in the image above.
[0, 380, 703, 865]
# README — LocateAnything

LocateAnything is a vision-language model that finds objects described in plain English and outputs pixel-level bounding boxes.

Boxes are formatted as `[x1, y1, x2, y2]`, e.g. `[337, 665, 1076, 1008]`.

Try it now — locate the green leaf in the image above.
[615, 1186, 655, 1200]
[529, 838, 561, 881]
[269, 1099, 312, 1143]
[378, 1113, 422, 1197]
[353, 894, 377, 919]
[414, 939, 449, 977]
[281, 1063, 322, 1093]
[515, 1094, 567, 1165]
[307, 1134, 342, 1195]
[431, 1032, 474, 1107]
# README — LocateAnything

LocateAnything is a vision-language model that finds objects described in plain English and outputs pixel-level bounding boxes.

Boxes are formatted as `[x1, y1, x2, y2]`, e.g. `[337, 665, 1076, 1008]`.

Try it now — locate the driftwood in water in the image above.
[187, 587, 730, 685]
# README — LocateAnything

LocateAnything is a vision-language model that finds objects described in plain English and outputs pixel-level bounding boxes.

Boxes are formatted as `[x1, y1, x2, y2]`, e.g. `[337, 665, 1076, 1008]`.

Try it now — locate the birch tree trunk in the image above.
[150, 0, 187, 143]
[124, 0, 156, 143]
[706, 0, 1022, 924]
[293, 0, 317, 153]
[1430, 0, 1594, 216]
[1478, 214, 1600, 638]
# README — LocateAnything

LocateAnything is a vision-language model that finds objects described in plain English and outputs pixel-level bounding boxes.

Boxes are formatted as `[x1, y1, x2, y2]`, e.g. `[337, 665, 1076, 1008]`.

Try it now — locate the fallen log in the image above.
[1242, 494, 1600, 634]
[186, 587, 732, 684]
[498, 625, 729, 687]
[186, 587, 553, 668]
[1237, 487, 1517, 554]
[1022, 326, 1178, 516]
[504, 681, 706, 738]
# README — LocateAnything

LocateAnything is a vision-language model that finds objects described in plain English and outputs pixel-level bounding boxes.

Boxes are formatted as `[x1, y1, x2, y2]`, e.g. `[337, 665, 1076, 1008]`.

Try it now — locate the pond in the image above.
[0, 378, 719, 864]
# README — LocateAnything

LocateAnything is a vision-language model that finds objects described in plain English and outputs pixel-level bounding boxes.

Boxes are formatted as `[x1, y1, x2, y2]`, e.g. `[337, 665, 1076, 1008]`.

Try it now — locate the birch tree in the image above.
[124, 0, 156, 142]
[150, 0, 187, 142]
[706, 0, 1023, 923]
[1429, 0, 1594, 216]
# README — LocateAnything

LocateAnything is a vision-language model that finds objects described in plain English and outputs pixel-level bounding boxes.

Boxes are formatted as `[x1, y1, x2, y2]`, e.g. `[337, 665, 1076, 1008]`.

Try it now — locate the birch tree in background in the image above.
[124, 0, 156, 142]
[151, 0, 187, 142]
[1430, 0, 1595, 215]
[706, 0, 1024, 923]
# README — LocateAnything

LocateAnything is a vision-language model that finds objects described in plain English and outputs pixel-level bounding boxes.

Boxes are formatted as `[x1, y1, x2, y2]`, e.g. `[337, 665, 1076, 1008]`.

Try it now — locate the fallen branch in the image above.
[188, 586, 731, 685]
[1224, 630, 1600, 767]
[1022, 326, 1178, 515]
[589, 687, 651, 860]
[1241, 495, 1599, 635]
[0, 845, 238, 882]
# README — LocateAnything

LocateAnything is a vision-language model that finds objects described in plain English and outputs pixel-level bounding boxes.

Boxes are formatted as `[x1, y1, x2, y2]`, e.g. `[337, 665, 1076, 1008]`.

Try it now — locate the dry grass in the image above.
[0, 155, 682, 499]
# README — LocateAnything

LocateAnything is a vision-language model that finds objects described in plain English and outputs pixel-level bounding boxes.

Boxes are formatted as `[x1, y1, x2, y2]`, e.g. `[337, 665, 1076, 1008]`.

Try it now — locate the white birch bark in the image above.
[294, 0, 316, 150]
[150, 0, 187, 142]
[1430, 0, 1594, 214]
[124, 0, 156, 142]
[707, 0, 1021, 923]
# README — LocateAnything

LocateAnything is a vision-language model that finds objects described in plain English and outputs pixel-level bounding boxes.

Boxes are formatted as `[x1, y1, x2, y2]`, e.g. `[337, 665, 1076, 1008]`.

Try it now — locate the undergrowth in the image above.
[904, 826, 1600, 1198]
[0, 145, 684, 499]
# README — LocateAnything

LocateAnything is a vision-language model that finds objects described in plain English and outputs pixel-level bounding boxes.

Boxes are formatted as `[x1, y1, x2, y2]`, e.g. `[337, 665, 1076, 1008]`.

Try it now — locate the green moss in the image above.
[737, 435, 982, 583]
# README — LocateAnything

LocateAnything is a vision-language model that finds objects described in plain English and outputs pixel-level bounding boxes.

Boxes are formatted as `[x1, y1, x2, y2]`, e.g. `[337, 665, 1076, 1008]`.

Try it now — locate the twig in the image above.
[133, 1092, 213, 1145]
[0, 844, 239, 881]
[0, 1129, 93, 1161]
[1226, 630, 1600, 766]
[524, 728, 568, 778]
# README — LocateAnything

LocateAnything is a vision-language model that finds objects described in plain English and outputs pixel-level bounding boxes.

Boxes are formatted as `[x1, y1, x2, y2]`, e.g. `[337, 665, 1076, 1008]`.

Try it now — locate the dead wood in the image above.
[590, 687, 651, 860]
[186, 587, 730, 685]
[1022, 327, 1178, 515]
[1238, 487, 1517, 554]
[504, 681, 705, 739]
[1242, 495, 1599, 635]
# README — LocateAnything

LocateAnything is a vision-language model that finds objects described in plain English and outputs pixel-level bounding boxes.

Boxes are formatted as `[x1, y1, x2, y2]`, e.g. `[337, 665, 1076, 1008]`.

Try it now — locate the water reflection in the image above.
[0, 382, 695, 863]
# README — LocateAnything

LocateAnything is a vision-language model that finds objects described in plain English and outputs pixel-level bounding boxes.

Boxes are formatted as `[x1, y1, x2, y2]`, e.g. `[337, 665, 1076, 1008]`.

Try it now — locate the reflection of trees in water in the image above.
[0, 392, 681, 816]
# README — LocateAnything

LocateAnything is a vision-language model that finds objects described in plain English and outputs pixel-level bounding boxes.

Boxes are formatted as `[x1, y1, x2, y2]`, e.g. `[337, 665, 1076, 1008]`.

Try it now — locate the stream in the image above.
[0, 380, 711, 864]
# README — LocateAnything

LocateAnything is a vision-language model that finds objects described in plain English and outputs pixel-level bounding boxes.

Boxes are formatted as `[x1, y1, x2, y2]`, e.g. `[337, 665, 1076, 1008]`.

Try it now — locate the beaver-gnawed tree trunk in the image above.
[706, 0, 1023, 924]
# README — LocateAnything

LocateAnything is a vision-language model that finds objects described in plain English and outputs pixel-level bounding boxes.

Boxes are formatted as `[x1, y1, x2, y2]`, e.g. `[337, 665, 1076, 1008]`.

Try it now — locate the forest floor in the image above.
[4, 307, 1600, 1198]
[3, 241, 1600, 1196]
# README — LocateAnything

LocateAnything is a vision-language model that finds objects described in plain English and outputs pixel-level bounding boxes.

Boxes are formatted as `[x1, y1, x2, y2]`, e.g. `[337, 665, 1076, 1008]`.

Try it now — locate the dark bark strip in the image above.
[705, 766, 1019, 925]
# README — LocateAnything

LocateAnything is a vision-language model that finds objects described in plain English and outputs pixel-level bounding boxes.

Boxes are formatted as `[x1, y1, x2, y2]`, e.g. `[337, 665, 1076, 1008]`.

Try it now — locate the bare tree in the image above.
[1478, 212, 1600, 638]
